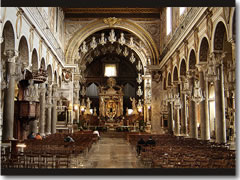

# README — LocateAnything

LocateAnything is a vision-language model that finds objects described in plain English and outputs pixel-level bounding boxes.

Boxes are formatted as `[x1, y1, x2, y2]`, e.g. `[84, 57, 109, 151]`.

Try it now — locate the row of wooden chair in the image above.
[1, 152, 72, 169]
[129, 134, 235, 168]
[1, 132, 98, 169]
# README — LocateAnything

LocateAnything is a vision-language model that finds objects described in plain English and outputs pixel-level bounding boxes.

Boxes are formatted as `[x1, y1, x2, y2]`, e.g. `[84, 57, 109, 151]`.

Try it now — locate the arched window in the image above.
[166, 7, 172, 35]
[86, 83, 99, 97]
[179, 7, 186, 16]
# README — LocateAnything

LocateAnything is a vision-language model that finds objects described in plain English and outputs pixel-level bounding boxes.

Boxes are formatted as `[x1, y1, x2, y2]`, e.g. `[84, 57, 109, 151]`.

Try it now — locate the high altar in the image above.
[99, 78, 123, 120]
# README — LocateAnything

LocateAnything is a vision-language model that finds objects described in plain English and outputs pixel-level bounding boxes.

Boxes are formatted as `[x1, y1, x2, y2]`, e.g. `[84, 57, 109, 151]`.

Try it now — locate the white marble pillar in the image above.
[175, 107, 181, 135]
[181, 93, 187, 135]
[189, 76, 198, 139]
[51, 84, 58, 134]
[45, 85, 52, 135]
[2, 50, 18, 140]
[168, 102, 174, 135]
[199, 71, 210, 140]
[39, 83, 46, 136]
[215, 59, 226, 143]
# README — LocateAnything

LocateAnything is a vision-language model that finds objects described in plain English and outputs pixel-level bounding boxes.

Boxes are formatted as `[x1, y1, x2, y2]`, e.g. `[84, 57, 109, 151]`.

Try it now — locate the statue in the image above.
[128, 37, 135, 48]
[24, 79, 35, 101]
[116, 45, 122, 55]
[81, 98, 85, 107]
[136, 73, 142, 84]
[130, 97, 138, 115]
[90, 36, 97, 49]
[108, 29, 116, 44]
[93, 107, 97, 116]
[136, 60, 142, 71]
[194, 80, 202, 97]
[137, 86, 143, 97]
[80, 86, 86, 96]
[99, 33, 106, 45]
[129, 53, 135, 63]
[100, 96, 105, 117]
[123, 47, 129, 57]
[80, 41, 88, 54]
[86, 97, 92, 109]
[84, 97, 92, 115]
[118, 32, 126, 45]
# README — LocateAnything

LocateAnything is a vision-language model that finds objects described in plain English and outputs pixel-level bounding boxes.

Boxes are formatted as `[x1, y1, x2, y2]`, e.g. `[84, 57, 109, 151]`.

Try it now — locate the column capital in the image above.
[209, 51, 226, 65]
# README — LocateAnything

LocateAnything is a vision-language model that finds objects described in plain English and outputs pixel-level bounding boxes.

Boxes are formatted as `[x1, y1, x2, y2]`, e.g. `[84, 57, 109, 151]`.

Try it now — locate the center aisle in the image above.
[77, 136, 144, 168]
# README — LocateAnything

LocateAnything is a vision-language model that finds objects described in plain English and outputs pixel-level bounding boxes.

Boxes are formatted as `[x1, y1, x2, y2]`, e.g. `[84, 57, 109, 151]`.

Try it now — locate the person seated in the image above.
[64, 135, 75, 142]
[27, 132, 36, 139]
[35, 133, 42, 140]
[145, 136, 156, 146]
[93, 129, 100, 139]
[136, 138, 145, 156]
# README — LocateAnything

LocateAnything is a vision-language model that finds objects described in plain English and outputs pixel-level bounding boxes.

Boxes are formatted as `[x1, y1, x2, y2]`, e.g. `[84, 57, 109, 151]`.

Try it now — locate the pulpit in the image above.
[14, 101, 40, 140]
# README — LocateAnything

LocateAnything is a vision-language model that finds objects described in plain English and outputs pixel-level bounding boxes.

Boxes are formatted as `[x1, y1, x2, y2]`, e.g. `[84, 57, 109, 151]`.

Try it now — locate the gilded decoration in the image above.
[29, 27, 35, 52]
[103, 17, 122, 27]
[65, 18, 159, 65]
[99, 78, 124, 120]
[16, 9, 23, 39]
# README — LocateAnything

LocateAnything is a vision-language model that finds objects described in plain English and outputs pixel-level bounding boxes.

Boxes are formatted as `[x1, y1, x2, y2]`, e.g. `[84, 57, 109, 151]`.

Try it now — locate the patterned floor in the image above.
[71, 137, 144, 168]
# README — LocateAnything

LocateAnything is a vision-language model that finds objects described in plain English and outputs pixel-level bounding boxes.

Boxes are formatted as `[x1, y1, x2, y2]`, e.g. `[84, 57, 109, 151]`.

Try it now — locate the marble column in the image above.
[168, 102, 173, 135]
[189, 101, 198, 139]
[199, 70, 210, 140]
[181, 93, 187, 135]
[73, 82, 80, 124]
[189, 76, 198, 139]
[39, 83, 46, 136]
[45, 85, 52, 135]
[215, 58, 226, 143]
[51, 84, 58, 134]
[2, 50, 17, 140]
[175, 107, 180, 135]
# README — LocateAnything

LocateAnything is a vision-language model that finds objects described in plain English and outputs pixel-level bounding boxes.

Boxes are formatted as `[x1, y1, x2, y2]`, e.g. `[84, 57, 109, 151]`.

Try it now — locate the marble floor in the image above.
[71, 137, 144, 168]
